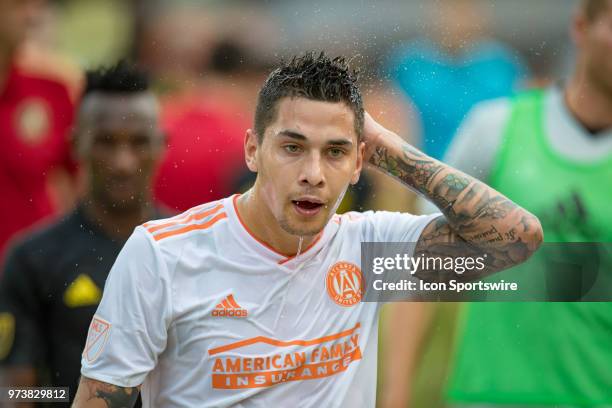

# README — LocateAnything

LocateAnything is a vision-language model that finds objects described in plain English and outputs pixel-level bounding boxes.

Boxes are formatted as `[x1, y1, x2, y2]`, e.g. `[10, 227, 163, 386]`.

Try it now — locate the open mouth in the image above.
[292, 200, 324, 216]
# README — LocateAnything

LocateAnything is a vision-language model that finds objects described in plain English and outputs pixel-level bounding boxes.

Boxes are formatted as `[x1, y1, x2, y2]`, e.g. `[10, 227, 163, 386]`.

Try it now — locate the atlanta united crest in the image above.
[326, 262, 363, 307]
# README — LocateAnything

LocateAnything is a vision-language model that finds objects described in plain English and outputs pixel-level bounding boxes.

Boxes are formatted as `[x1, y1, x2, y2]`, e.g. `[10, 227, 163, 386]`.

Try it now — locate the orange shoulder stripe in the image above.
[142, 202, 212, 228]
[153, 212, 227, 241]
[146, 203, 223, 234]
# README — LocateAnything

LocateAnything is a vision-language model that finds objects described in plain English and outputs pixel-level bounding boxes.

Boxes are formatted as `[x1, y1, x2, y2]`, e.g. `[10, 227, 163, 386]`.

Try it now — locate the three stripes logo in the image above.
[212, 294, 248, 318]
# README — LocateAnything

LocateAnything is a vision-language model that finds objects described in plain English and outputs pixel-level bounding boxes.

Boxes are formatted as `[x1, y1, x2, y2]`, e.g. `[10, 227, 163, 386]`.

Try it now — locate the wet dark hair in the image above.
[583, 0, 611, 21]
[254, 51, 363, 143]
[84, 61, 150, 95]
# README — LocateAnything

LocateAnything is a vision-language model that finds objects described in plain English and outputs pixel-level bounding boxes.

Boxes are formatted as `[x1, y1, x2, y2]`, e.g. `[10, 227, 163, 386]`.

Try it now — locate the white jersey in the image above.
[81, 194, 436, 407]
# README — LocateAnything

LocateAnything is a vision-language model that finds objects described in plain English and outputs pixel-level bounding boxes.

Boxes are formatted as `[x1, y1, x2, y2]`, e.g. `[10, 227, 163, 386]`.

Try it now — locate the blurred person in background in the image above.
[0, 0, 81, 263]
[386, 0, 528, 160]
[0, 62, 165, 406]
[138, 4, 258, 212]
[381, 2, 527, 404]
[384, 0, 612, 406]
[153, 38, 257, 211]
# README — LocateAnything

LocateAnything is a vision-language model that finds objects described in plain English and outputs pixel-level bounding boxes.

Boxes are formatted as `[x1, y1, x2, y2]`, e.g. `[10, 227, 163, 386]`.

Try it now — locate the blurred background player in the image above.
[386, 0, 528, 160]
[0, 61, 165, 406]
[381, 1, 529, 406]
[138, 4, 259, 211]
[384, 0, 612, 407]
[0, 0, 81, 263]
[445, 0, 612, 405]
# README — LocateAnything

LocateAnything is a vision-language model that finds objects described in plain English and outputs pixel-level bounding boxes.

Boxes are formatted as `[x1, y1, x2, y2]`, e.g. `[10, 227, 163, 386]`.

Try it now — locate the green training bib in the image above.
[447, 90, 612, 406]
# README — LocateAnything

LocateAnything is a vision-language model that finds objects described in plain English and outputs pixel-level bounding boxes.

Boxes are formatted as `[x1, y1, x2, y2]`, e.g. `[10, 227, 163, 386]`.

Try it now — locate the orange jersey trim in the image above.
[153, 212, 227, 241]
[146, 203, 224, 234]
[232, 194, 324, 263]
[208, 322, 361, 356]
[277, 232, 323, 265]
[142, 202, 212, 228]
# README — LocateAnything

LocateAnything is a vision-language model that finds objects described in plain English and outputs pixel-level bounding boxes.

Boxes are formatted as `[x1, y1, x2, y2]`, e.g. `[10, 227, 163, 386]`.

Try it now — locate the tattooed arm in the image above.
[72, 376, 139, 408]
[363, 113, 543, 282]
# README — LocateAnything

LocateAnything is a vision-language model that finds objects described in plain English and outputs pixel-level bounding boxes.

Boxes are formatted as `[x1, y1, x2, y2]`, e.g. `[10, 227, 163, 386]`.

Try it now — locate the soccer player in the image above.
[0, 62, 165, 405]
[0, 0, 81, 262]
[73, 52, 542, 407]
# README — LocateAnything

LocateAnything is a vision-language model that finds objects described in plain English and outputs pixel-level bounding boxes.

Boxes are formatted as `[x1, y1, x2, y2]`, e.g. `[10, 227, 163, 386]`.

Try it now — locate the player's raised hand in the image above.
[362, 111, 405, 164]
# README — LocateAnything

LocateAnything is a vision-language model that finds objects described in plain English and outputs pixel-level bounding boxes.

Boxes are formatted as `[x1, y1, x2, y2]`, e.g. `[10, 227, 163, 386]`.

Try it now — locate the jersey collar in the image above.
[224, 194, 340, 268]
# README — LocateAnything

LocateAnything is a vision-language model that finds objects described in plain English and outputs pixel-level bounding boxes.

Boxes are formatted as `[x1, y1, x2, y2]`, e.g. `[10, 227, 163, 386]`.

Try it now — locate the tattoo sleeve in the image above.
[72, 376, 139, 408]
[369, 139, 543, 282]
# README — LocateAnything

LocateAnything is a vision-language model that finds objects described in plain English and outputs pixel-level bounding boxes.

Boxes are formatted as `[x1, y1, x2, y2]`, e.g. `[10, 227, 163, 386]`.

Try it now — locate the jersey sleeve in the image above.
[80, 227, 173, 388]
[0, 246, 45, 366]
[358, 211, 439, 303]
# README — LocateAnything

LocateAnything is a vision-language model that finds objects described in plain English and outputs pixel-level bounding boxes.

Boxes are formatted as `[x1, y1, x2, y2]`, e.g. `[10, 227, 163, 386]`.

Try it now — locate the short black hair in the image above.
[254, 51, 363, 143]
[583, 0, 611, 21]
[84, 61, 150, 95]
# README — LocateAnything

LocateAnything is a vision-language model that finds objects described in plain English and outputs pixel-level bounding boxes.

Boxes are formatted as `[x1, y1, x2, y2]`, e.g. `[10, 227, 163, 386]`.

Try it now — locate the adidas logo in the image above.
[212, 294, 248, 318]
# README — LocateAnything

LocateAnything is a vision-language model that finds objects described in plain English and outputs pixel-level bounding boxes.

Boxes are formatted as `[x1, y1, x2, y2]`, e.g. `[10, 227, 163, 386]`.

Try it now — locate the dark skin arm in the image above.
[72, 377, 139, 408]
[364, 113, 543, 282]
[0, 367, 36, 408]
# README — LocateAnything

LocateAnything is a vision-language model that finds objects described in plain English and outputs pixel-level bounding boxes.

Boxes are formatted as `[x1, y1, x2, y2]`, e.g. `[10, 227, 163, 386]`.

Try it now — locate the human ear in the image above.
[244, 129, 259, 172]
[350, 141, 365, 185]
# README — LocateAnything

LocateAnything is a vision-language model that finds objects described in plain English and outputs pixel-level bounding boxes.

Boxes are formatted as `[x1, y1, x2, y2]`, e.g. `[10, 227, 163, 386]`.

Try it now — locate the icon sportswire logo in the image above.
[212, 294, 248, 318]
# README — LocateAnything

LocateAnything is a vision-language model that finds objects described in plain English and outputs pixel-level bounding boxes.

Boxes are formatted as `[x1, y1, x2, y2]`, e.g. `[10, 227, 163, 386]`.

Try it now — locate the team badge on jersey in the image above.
[83, 315, 111, 363]
[14, 99, 50, 145]
[326, 262, 363, 307]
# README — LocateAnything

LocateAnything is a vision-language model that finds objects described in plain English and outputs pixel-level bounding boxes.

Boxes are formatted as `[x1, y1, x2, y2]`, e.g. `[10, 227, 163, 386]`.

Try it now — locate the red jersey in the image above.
[0, 47, 81, 259]
[154, 93, 248, 212]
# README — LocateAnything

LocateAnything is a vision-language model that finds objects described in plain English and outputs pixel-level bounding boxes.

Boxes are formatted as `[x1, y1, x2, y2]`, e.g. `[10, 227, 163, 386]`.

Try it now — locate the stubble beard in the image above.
[278, 212, 327, 237]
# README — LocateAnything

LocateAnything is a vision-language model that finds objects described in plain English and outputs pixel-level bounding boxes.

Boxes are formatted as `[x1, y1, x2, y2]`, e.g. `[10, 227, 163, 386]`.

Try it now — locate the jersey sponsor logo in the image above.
[208, 322, 362, 389]
[211, 294, 248, 318]
[14, 98, 50, 145]
[83, 315, 111, 363]
[63, 274, 102, 308]
[326, 262, 363, 307]
[0, 313, 15, 360]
